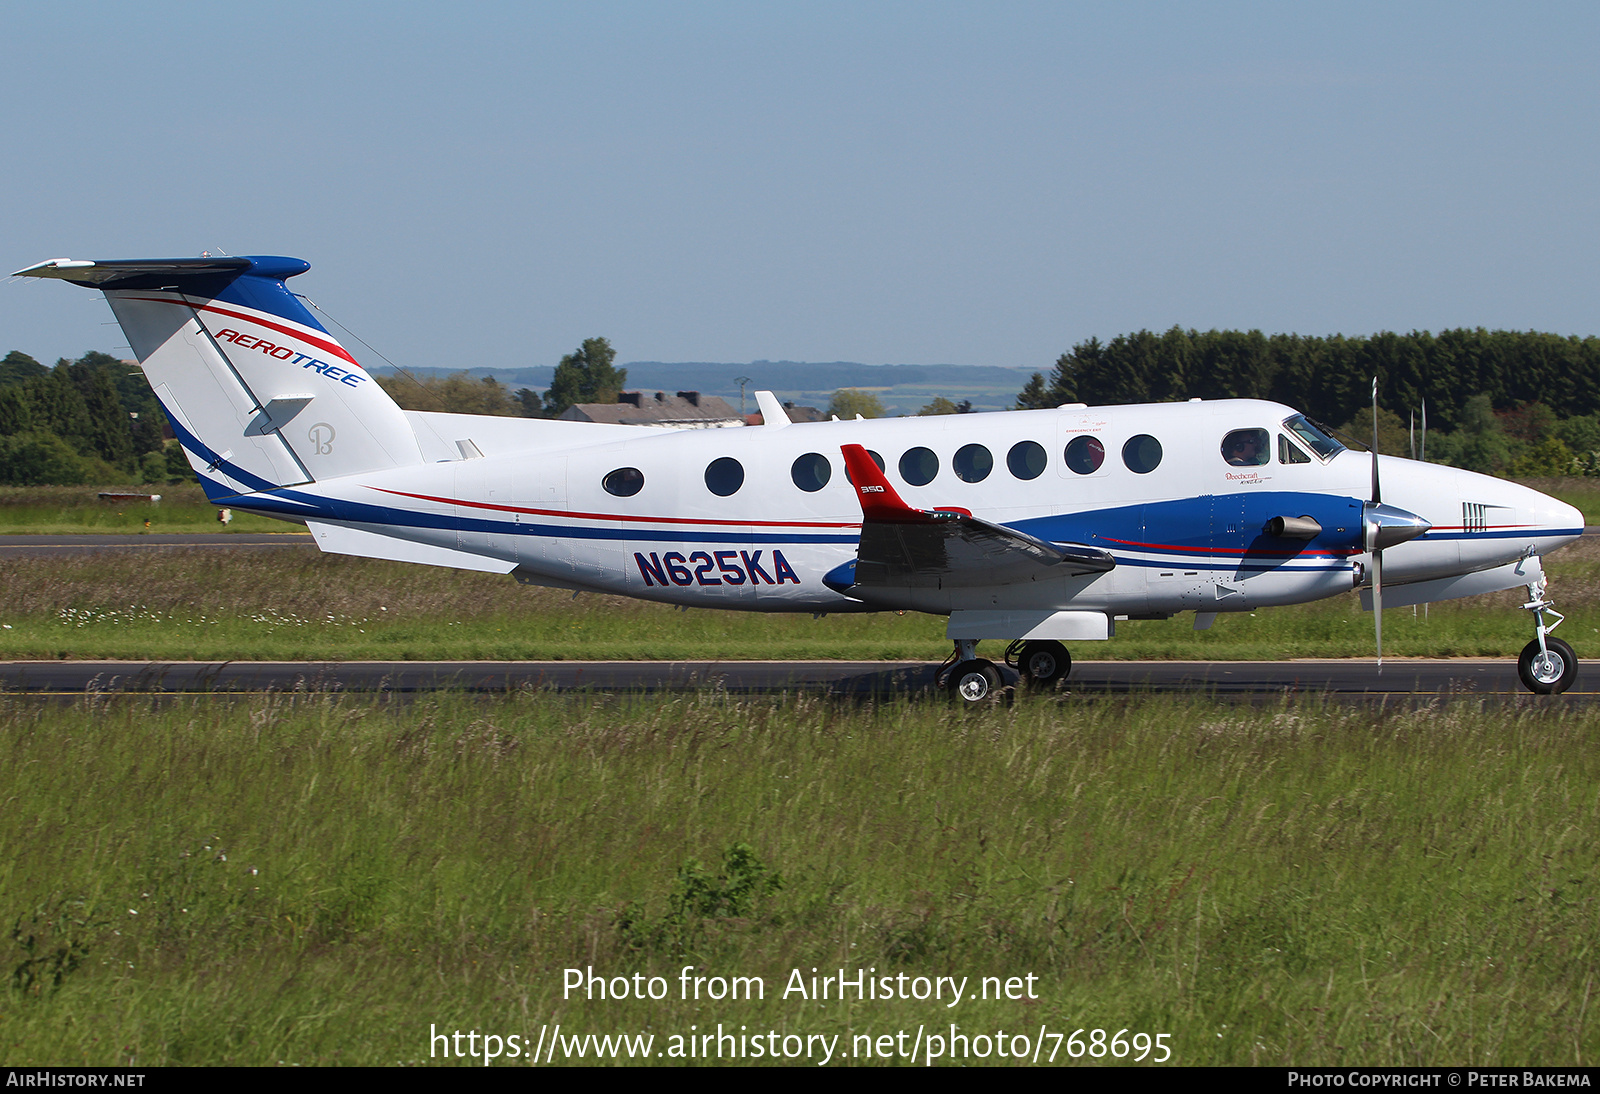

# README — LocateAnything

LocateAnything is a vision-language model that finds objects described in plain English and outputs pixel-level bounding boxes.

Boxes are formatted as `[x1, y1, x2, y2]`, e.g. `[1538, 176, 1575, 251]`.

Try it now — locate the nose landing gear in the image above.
[1517, 572, 1577, 695]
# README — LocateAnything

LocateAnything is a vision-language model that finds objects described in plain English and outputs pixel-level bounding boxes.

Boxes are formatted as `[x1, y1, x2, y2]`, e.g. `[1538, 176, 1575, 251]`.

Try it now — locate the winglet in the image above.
[841, 444, 918, 521]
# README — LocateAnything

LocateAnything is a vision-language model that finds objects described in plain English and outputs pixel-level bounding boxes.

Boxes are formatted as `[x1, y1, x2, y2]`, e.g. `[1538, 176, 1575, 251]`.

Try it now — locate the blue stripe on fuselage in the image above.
[1010, 492, 1368, 563]
[222, 487, 1371, 563]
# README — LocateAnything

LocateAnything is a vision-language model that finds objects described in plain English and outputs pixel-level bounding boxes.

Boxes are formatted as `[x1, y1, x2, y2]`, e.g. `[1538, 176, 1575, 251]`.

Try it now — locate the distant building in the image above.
[562, 390, 745, 428]
[778, 401, 828, 423]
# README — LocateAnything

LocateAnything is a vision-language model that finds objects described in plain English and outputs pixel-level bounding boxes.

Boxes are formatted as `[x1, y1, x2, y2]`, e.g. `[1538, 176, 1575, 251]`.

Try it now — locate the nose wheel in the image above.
[1519, 637, 1576, 694]
[1518, 570, 1577, 695]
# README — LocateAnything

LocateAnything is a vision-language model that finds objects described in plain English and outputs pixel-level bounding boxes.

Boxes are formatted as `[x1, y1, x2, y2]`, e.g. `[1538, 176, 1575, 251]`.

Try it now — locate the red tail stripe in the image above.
[125, 295, 363, 369]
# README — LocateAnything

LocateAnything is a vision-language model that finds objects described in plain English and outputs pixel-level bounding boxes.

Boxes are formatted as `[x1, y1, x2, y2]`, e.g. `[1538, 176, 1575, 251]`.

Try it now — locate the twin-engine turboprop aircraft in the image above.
[15, 255, 1585, 700]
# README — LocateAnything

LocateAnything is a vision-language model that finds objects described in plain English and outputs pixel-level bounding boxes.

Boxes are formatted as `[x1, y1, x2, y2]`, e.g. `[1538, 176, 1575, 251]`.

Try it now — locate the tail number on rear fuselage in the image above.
[635, 550, 801, 587]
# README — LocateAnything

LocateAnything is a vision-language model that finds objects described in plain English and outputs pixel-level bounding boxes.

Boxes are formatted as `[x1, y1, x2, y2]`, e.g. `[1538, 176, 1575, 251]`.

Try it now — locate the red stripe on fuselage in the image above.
[369, 487, 863, 529]
[124, 296, 363, 369]
[1420, 524, 1535, 532]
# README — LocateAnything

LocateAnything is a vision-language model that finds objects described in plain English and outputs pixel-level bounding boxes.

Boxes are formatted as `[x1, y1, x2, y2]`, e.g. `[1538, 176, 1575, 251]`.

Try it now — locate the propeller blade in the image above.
[1370, 376, 1381, 504]
[1373, 548, 1383, 670]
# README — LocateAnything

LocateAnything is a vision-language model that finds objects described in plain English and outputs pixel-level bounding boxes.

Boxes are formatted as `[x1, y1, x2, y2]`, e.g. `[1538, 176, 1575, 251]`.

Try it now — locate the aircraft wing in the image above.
[829, 444, 1115, 592]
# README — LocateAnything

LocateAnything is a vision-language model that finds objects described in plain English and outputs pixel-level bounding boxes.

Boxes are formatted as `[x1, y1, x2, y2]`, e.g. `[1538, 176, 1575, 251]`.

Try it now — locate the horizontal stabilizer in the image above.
[307, 521, 516, 574]
[19, 254, 426, 490]
[836, 443, 1115, 590]
[14, 256, 286, 289]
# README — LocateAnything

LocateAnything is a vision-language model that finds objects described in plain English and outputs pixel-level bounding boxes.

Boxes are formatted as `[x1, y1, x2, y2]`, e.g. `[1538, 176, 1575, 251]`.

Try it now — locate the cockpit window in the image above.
[1278, 434, 1311, 464]
[1283, 414, 1344, 460]
[1221, 428, 1270, 467]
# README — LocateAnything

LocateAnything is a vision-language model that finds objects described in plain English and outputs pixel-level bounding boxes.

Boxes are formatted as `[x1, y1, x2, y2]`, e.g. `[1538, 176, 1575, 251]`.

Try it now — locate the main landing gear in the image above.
[938, 639, 1074, 703]
[1007, 639, 1072, 687]
[1517, 571, 1577, 695]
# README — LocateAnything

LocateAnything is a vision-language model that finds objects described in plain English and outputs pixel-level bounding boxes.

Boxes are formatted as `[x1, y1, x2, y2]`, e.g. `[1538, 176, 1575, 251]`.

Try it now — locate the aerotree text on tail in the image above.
[12, 256, 423, 498]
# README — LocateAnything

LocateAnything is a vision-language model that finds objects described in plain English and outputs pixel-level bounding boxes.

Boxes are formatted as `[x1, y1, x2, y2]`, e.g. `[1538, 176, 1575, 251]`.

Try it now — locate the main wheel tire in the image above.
[949, 659, 1003, 703]
[1518, 637, 1577, 695]
[1019, 640, 1071, 686]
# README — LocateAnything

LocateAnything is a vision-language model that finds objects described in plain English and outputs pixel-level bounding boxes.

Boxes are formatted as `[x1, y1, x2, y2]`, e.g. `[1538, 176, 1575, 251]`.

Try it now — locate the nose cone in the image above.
[1456, 471, 1585, 557]
[1533, 495, 1585, 543]
[1503, 482, 1584, 549]
[1365, 502, 1433, 551]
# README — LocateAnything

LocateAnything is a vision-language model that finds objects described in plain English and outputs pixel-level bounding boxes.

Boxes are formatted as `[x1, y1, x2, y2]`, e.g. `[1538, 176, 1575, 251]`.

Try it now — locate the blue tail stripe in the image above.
[210, 258, 332, 336]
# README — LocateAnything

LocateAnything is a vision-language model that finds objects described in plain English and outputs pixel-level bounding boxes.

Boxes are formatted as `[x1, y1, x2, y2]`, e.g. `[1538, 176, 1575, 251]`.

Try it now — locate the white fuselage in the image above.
[240, 398, 1584, 619]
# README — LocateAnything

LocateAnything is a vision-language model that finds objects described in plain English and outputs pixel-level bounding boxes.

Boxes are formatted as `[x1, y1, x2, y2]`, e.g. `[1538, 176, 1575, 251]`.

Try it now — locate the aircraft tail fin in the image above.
[14, 256, 423, 498]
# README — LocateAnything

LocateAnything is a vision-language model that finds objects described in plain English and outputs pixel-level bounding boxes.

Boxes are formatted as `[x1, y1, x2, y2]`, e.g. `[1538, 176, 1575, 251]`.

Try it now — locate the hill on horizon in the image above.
[373, 360, 1038, 414]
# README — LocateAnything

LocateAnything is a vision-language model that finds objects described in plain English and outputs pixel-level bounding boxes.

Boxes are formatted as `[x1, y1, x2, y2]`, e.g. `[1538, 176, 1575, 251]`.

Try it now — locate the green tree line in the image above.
[1017, 326, 1600, 476]
[0, 350, 185, 486]
[7, 328, 1598, 487]
[0, 336, 627, 488]
[376, 336, 625, 419]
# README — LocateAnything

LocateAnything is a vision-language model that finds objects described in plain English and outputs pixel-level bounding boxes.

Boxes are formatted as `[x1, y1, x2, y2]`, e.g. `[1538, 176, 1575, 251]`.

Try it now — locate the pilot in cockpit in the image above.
[1224, 432, 1263, 466]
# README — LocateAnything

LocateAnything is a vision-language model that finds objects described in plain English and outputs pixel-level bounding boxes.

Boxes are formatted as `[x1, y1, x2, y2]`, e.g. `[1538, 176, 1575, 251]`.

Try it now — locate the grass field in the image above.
[3, 481, 1595, 1067]
[0, 483, 290, 535]
[2, 690, 1595, 1066]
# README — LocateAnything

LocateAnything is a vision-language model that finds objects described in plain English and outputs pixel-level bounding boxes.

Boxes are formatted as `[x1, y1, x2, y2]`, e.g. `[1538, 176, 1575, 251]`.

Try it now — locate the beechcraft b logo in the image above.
[308, 422, 335, 454]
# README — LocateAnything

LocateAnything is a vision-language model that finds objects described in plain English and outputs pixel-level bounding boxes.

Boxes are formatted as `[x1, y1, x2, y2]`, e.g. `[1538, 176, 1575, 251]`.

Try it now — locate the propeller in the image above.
[1370, 377, 1383, 670]
[1361, 386, 1432, 666]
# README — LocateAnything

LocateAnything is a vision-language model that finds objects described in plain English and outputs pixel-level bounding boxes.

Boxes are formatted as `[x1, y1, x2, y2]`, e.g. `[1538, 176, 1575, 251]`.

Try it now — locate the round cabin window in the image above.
[704, 457, 745, 497]
[791, 452, 831, 492]
[1007, 440, 1047, 480]
[1064, 436, 1105, 475]
[952, 443, 993, 483]
[603, 467, 644, 497]
[1122, 435, 1163, 474]
[899, 447, 939, 486]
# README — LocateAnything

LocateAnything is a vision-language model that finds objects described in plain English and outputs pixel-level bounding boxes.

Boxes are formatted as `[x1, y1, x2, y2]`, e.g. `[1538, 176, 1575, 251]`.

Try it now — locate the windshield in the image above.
[1283, 414, 1345, 460]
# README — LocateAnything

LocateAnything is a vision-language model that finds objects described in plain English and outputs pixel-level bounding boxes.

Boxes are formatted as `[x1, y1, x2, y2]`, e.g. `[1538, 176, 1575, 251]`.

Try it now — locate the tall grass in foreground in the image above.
[0, 534, 1596, 661]
[2, 691, 1596, 1066]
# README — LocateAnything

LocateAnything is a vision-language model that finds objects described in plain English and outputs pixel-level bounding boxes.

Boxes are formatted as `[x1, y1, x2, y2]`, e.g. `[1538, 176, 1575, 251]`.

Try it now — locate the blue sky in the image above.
[3, 2, 1596, 376]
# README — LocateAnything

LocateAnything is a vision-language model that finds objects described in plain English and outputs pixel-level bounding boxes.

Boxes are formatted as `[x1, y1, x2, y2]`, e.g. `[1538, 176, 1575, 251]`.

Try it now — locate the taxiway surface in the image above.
[0, 659, 1591, 701]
